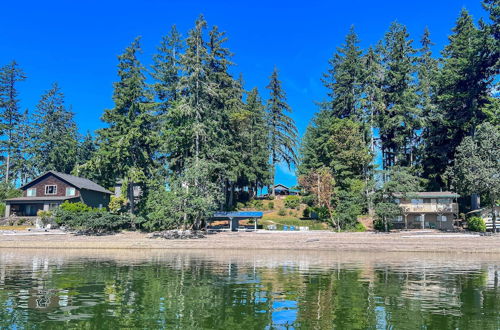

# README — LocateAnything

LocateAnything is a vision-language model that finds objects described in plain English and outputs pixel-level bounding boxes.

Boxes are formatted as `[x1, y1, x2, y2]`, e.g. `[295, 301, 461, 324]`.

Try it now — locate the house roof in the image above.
[5, 196, 79, 202]
[394, 192, 460, 198]
[21, 171, 112, 194]
[273, 184, 290, 190]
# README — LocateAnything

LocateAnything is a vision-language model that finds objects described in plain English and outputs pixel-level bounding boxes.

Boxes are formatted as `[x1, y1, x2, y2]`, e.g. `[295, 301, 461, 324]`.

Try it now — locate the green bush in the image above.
[284, 195, 301, 209]
[251, 200, 264, 210]
[0, 203, 5, 217]
[109, 195, 128, 214]
[467, 216, 486, 232]
[59, 201, 96, 213]
[236, 202, 245, 210]
[278, 208, 287, 216]
[267, 201, 274, 210]
[268, 195, 275, 200]
[353, 222, 366, 232]
[373, 219, 393, 231]
[302, 207, 311, 218]
[300, 195, 315, 207]
[54, 208, 138, 234]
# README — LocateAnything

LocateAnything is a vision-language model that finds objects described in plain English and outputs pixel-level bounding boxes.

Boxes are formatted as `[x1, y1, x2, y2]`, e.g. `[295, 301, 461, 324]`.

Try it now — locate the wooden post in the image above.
[254, 218, 257, 231]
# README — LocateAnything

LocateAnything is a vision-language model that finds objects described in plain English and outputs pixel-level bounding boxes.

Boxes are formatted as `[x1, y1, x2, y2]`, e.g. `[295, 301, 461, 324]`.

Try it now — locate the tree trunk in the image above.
[492, 199, 497, 234]
[128, 183, 135, 215]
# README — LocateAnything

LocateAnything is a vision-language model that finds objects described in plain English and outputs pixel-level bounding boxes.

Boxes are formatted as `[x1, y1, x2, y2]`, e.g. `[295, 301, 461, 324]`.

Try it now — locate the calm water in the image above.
[0, 250, 499, 329]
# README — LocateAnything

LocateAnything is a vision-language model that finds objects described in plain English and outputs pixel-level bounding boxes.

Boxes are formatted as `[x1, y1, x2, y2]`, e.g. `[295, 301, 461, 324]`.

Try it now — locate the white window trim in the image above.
[45, 185, 57, 195]
[27, 188, 37, 197]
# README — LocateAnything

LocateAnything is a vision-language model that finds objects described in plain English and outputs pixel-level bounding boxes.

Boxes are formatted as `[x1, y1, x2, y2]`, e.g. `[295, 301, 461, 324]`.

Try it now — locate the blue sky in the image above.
[0, 0, 488, 187]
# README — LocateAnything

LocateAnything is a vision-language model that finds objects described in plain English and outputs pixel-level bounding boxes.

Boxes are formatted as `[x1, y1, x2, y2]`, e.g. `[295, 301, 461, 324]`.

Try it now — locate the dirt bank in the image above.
[1, 230, 499, 253]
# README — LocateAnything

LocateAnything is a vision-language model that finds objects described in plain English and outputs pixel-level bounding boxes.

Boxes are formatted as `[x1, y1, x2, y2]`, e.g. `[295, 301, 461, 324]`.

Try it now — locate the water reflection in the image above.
[0, 250, 499, 329]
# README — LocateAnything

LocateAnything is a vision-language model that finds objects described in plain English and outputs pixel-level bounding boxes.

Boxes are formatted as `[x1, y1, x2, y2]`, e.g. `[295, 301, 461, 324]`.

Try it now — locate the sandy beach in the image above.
[1, 230, 500, 253]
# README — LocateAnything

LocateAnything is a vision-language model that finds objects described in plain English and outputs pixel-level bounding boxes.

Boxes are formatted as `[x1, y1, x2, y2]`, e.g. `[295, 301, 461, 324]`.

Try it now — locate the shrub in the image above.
[251, 200, 264, 210]
[353, 222, 366, 232]
[59, 201, 96, 213]
[284, 195, 301, 209]
[278, 208, 287, 216]
[300, 195, 315, 207]
[267, 201, 274, 210]
[373, 218, 393, 231]
[467, 216, 486, 232]
[236, 202, 245, 210]
[302, 207, 311, 218]
[109, 195, 128, 214]
[54, 208, 137, 234]
[268, 195, 275, 200]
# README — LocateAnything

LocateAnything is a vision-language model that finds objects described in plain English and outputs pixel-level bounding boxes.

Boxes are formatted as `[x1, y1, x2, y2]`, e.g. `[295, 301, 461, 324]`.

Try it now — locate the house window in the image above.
[66, 187, 76, 196]
[411, 199, 423, 205]
[438, 198, 451, 204]
[45, 185, 57, 195]
[439, 215, 447, 222]
[27, 188, 36, 197]
[48, 203, 59, 210]
[395, 216, 403, 222]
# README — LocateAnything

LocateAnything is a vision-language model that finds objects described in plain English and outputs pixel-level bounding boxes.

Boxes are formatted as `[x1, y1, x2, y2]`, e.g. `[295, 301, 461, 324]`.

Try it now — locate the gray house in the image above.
[4, 171, 112, 217]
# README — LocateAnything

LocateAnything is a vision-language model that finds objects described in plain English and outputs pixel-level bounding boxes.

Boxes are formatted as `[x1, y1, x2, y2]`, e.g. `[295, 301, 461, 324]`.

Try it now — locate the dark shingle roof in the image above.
[21, 171, 112, 194]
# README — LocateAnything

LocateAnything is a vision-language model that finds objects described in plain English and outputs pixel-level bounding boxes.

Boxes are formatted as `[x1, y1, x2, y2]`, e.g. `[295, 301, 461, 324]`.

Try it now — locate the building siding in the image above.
[23, 174, 80, 198]
[79, 189, 110, 209]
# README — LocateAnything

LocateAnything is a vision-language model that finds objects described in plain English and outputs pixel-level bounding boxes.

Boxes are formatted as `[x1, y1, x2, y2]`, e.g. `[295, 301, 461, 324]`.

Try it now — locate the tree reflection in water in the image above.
[0, 251, 499, 329]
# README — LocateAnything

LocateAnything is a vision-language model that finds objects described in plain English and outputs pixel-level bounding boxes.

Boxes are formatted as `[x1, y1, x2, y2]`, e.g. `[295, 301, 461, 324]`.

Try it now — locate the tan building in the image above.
[392, 192, 460, 230]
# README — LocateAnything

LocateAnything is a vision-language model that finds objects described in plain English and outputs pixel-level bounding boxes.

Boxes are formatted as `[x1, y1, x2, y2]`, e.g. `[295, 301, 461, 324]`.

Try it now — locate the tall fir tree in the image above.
[31, 83, 78, 174]
[0, 61, 26, 183]
[322, 26, 364, 121]
[266, 67, 298, 195]
[88, 38, 160, 213]
[378, 22, 420, 170]
[422, 9, 497, 189]
[152, 25, 183, 109]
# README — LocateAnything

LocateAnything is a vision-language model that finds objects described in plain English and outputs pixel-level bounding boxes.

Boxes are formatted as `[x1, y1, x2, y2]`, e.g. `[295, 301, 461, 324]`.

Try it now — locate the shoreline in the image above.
[1, 230, 500, 253]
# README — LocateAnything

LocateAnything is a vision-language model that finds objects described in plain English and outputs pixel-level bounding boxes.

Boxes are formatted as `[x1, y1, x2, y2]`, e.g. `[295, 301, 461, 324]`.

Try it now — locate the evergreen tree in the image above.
[266, 67, 298, 195]
[378, 22, 420, 169]
[87, 38, 159, 214]
[422, 9, 497, 189]
[447, 123, 500, 232]
[417, 28, 439, 176]
[77, 131, 96, 166]
[31, 83, 78, 174]
[0, 61, 26, 183]
[152, 25, 183, 108]
[322, 26, 364, 120]
[361, 46, 385, 156]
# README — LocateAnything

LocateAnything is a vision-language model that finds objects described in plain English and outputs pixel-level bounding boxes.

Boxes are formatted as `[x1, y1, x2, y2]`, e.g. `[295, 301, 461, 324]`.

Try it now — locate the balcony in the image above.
[399, 203, 459, 214]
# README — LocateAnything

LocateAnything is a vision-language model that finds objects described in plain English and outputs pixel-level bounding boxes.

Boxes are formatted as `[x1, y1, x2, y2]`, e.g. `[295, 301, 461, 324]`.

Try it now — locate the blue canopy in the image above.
[211, 211, 263, 220]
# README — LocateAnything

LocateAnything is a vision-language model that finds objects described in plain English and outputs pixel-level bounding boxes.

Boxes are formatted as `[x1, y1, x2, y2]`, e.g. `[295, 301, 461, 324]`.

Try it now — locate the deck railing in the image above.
[399, 203, 458, 213]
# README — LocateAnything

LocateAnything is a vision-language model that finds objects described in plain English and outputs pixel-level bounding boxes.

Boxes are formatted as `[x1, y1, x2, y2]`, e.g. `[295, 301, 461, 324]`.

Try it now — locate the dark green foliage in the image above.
[322, 26, 364, 120]
[378, 22, 420, 169]
[447, 123, 500, 231]
[54, 208, 135, 233]
[422, 9, 498, 189]
[31, 83, 78, 174]
[0, 61, 26, 183]
[83, 38, 161, 214]
[467, 216, 487, 232]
